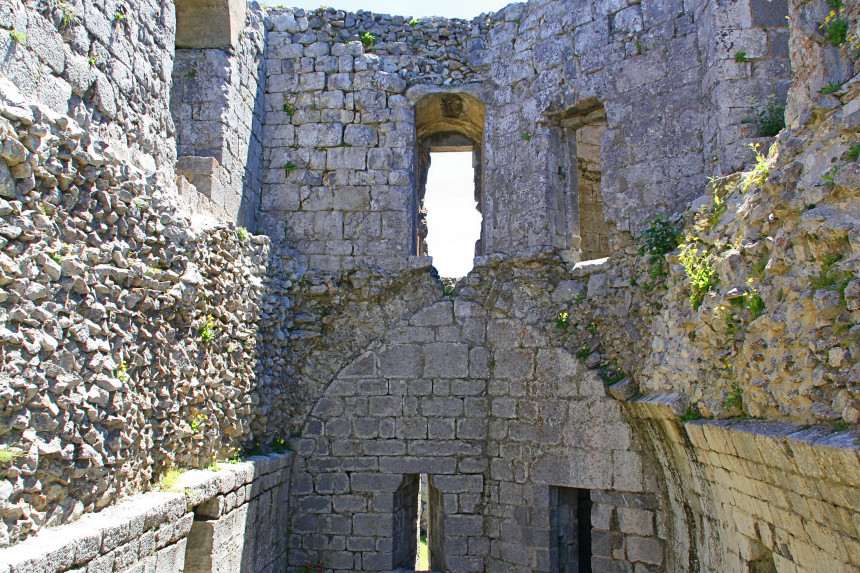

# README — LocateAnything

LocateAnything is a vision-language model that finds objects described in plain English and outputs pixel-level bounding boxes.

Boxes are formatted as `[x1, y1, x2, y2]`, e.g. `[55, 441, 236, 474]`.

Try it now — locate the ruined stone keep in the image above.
[0, 0, 858, 571]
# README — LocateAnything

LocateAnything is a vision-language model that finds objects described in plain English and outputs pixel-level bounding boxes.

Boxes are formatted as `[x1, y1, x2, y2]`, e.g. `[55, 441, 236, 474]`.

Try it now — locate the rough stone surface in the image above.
[0, 0, 858, 571]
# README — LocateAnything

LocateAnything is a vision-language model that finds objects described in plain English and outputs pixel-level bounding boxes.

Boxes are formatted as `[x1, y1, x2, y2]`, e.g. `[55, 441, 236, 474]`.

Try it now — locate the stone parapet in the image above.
[628, 393, 860, 571]
[0, 453, 292, 573]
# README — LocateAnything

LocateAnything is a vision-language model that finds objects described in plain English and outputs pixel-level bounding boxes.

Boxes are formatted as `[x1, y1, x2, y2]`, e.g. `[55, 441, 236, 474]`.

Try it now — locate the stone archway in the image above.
[286, 298, 660, 572]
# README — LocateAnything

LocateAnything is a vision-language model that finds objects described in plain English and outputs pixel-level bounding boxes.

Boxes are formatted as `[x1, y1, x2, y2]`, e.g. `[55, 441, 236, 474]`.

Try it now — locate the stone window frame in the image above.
[413, 92, 486, 260]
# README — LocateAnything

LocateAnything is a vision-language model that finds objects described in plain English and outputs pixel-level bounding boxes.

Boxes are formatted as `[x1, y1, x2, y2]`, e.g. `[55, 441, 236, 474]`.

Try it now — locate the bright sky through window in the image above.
[424, 152, 481, 278]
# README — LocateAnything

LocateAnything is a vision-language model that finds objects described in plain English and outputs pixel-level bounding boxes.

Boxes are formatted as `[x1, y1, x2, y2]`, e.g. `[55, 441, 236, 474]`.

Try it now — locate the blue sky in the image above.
[259, 0, 517, 19]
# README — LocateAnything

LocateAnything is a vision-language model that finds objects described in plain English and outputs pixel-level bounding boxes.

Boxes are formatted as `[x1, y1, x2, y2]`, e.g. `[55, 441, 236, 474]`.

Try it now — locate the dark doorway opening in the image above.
[552, 486, 593, 573]
[393, 473, 440, 572]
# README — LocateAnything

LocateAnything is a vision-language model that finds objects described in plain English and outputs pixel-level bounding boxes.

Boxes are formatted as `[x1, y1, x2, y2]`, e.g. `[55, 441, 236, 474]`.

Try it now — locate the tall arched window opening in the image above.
[414, 93, 485, 278]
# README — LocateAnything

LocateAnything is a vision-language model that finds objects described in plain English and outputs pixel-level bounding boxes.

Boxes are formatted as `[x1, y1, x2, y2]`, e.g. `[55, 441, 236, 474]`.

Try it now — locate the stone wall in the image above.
[258, 0, 785, 272]
[0, 0, 177, 174]
[0, 452, 292, 573]
[286, 256, 665, 572]
[171, 4, 267, 228]
[0, 76, 274, 544]
[697, 0, 792, 173]
[630, 396, 860, 572]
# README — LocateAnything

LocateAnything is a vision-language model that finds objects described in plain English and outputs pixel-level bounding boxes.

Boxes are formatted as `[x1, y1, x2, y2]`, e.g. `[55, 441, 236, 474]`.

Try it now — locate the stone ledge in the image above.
[0, 453, 293, 573]
[628, 393, 860, 474]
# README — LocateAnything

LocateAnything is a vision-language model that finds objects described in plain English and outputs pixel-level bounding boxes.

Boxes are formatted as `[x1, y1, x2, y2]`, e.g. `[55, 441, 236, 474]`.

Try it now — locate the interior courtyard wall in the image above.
[287, 283, 666, 572]
[0, 0, 178, 176]
[257, 0, 787, 271]
[170, 3, 268, 228]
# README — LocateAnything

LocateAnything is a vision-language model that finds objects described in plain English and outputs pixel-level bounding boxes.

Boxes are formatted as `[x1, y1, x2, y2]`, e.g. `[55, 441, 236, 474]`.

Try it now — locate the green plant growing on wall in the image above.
[743, 143, 773, 191]
[283, 103, 296, 116]
[409, 18, 420, 26]
[821, 82, 844, 94]
[680, 240, 719, 309]
[555, 311, 570, 331]
[742, 286, 765, 318]
[271, 438, 289, 453]
[847, 143, 860, 161]
[58, 2, 77, 28]
[598, 361, 627, 386]
[821, 8, 848, 46]
[680, 406, 703, 421]
[236, 227, 249, 242]
[640, 214, 681, 259]
[199, 315, 216, 343]
[442, 284, 456, 298]
[522, 131, 532, 141]
[190, 413, 208, 433]
[822, 165, 839, 185]
[284, 162, 298, 174]
[47, 243, 70, 264]
[743, 95, 785, 137]
[809, 254, 851, 295]
[156, 468, 186, 491]
[723, 381, 744, 416]
[114, 11, 127, 22]
[639, 214, 681, 283]
[0, 445, 24, 463]
[115, 361, 130, 383]
[734, 51, 748, 63]
[9, 29, 26, 45]
[360, 32, 376, 48]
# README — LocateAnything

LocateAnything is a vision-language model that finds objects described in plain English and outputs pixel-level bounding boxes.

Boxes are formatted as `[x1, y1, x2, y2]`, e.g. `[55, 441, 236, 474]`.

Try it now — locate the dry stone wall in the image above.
[0, 78, 279, 545]
[0, 0, 177, 174]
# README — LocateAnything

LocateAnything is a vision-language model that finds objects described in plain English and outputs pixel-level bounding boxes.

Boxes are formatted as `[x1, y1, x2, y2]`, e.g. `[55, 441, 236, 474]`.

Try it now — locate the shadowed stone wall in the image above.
[170, 4, 267, 228]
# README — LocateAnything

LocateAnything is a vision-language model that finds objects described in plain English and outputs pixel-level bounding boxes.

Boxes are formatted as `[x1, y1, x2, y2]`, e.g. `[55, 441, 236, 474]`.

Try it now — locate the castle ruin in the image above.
[0, 0, 858, 570]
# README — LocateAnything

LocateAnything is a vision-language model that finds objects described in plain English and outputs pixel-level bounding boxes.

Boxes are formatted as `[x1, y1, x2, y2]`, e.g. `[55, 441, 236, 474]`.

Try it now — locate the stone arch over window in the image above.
[413, 92, 486, 258]
[175, 0, 246, 49]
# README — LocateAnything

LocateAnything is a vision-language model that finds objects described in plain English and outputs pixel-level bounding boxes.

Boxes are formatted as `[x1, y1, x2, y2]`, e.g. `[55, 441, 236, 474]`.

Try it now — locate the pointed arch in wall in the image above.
[175, 0, 246, 49]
